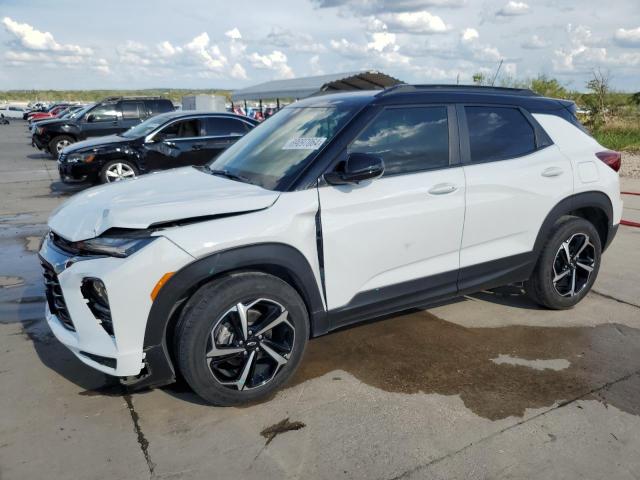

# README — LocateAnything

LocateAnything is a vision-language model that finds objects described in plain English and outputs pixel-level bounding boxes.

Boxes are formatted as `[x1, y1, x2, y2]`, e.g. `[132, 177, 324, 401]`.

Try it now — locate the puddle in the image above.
[0, 276, 24, 288]
[260, 418, 306, 445]
[290, 311, 640, 420]
[491, 354, 570, 371]
[23, 236, 41, 252]
[0, 222, 47, 324]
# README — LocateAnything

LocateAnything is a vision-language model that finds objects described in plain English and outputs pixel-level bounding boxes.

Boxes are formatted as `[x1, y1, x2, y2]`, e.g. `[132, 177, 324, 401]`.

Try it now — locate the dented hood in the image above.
[49, 167, 280, 241]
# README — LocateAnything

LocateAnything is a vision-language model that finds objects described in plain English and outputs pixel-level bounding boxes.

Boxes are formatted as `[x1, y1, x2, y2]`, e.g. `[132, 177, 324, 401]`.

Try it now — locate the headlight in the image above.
[66, 152, 96, 163]
[73, 236, 157, 258]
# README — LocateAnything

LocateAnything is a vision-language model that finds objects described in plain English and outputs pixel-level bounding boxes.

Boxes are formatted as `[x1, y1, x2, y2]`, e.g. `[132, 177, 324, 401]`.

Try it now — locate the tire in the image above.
[99, 160, 138, 184]
[48, 135, 74, 158]
[175, 272, 309, 406]
[525, 215, 601, 309]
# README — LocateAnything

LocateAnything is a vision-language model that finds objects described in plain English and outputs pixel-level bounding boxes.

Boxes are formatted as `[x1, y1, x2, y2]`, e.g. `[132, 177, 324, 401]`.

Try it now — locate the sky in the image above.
[0, 0, 639, 92]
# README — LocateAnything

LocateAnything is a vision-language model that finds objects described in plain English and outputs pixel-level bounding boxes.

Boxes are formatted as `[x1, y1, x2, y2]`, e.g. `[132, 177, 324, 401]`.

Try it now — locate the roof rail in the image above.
[101, 96, 168, 102]
[377, 84, 539, 97]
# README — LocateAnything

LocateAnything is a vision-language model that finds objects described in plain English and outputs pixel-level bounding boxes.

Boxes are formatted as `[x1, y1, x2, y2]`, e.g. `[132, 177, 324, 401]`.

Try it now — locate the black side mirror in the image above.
[86, 114, 95, 123]
[324, 152, 385, 185]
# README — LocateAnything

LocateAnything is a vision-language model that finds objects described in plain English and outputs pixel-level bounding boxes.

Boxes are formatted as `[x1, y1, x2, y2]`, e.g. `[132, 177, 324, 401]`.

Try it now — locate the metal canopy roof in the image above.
[231, 70, 404, 102]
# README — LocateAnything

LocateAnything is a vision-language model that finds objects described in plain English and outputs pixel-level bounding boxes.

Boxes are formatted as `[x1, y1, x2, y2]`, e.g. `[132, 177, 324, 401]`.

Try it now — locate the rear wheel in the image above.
[99, 160, 138, 184]
[525, 216, 601, 309]
[48, 135, 74, 158]
[175, 272, 309, 406]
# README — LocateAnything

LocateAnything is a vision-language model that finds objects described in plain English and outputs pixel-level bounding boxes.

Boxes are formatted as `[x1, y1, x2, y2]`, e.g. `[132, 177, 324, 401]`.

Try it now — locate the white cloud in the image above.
[460, 28, 501, 61]
[614, 27, 640, 47]
[314, 0, 465, 14]
[378, 11, 450, 34]
[247, 50, 294, 78]
[230, 62, 247, 79]
[309, 55, 324, 75]
[264, 27, 326, 53]
[2, 17, 92, 55]
[2, 17, 109, 74]
[225, 28, 242, 40]
[521, 34, 549, 49]
[496, 1, 530, 16]
[461, 27, 479, 42]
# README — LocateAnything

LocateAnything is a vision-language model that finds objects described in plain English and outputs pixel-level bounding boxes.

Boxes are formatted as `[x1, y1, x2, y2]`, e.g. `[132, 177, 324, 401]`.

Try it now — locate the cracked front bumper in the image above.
[39, 233, 194, 377]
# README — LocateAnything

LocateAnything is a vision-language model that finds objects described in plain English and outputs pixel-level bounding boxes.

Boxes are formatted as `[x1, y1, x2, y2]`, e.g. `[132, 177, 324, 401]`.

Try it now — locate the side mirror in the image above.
[86, 114, 95, 123]
[324, 152, 385, 185]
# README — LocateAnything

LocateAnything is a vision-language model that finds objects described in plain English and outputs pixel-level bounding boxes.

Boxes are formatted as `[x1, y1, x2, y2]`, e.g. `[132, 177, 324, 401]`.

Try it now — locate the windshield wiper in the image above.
[208, 169, 250, 183]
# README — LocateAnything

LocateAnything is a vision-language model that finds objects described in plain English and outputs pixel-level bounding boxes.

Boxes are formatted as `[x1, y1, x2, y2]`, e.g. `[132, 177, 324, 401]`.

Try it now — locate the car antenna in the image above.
[491, 59, 504, 86]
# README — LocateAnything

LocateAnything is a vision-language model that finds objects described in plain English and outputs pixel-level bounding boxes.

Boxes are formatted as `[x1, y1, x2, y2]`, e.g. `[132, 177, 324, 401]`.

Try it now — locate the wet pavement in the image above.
[1, 120, 640, 480]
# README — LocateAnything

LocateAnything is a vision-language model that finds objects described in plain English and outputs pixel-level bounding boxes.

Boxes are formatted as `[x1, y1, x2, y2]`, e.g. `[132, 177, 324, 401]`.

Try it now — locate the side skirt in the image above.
[326, 252, 535, 332]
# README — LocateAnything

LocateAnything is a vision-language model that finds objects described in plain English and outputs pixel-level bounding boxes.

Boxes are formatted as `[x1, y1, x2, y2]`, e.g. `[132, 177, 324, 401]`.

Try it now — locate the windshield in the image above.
[120, 115, 169, 139]
[208, 106, 356, 190]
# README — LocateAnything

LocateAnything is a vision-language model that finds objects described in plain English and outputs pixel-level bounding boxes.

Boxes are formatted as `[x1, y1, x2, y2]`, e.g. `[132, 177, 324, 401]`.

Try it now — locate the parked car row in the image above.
[21, 95, 259, 184]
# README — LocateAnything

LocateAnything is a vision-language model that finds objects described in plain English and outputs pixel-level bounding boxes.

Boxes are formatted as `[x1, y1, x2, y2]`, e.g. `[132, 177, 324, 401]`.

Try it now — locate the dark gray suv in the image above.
[32, 96, 174, 157]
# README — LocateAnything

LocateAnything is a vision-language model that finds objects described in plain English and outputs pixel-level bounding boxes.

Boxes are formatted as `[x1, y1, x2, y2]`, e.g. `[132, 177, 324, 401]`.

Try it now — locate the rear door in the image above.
[200, 116, 253, 161]
[319, 105, 466, 312]
[119, 101, 146, 131]
[458, 104, 573, 291]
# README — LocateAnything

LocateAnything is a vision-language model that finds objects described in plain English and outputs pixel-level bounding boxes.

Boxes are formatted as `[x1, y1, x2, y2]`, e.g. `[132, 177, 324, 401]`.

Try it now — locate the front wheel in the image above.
[99, 160, 138, 184]
[48, 135, 74, 158]
[175, 272, 309, 406]
[525, 216, 601, 309]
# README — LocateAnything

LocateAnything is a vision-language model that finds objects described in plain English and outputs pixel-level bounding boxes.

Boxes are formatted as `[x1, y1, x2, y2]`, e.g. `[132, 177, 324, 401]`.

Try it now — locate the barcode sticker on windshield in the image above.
[282, 137, 326, 150]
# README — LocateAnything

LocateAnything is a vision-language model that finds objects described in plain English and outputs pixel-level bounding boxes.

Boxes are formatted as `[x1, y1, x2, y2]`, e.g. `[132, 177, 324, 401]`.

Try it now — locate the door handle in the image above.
[428, 183, 458, 195]
[192, 144, 204, 151]
[541, 166, 564, 177]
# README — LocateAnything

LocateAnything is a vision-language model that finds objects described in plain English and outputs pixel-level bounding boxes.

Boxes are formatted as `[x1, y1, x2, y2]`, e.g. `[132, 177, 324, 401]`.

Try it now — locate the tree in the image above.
[586, 68, 611, 125]
[529, 75, 568, 99]
[472, 72, 490, 86]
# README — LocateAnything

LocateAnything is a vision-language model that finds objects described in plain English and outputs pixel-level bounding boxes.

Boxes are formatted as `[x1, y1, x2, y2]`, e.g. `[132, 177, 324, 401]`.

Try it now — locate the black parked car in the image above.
[32, 96, 174, 157]
[58, 111, 258, 184]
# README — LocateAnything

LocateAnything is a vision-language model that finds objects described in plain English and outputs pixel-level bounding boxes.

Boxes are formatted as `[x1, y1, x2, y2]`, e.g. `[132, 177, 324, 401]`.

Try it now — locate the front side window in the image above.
[208, 106, 356, 190]
[465, 106, 536, 163]
[87, 104, 119, 122]
[159, 119, 201, 139]
[119, 114, 169, 138]
[349, 106, 449, 176]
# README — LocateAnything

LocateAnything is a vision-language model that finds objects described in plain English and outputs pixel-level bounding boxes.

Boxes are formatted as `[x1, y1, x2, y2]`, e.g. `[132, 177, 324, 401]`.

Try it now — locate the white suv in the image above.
[40, 85, 622, 405]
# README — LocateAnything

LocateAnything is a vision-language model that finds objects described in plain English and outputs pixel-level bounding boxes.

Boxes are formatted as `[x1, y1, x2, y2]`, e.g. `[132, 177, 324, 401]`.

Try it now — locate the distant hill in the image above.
[0, 89, 232, 103]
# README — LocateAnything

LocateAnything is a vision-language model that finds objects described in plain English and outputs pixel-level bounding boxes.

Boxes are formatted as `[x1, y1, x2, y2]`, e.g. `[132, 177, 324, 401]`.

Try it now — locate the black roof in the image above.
[291, 84, 573, 112]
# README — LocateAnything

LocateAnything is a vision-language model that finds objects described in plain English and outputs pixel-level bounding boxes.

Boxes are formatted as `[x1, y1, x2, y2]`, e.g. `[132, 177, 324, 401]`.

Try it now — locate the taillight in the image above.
[596, 150, 621, 172]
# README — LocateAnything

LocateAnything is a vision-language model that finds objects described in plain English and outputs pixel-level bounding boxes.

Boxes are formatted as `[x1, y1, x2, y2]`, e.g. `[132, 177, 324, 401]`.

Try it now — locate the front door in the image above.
[319, 105, 466, 314]
[81, 104, 121, 138]
[143, 118, 206, 172]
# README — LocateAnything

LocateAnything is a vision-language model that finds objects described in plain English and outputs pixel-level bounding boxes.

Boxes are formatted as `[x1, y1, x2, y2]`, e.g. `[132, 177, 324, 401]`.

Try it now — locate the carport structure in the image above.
[231, 70, 404, 113]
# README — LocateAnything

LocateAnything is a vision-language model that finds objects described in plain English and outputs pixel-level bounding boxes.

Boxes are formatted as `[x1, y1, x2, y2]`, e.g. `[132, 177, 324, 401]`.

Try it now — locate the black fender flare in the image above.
[532, 191, 614, 257]
[132, 243, 327, 390]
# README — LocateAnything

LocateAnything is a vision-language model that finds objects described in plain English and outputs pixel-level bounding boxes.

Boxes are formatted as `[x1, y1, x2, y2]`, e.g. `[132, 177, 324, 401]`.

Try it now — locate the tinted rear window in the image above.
[204, 117, 250, 136]
[465, 106, 536, 163]
[147, 100, 174, 115]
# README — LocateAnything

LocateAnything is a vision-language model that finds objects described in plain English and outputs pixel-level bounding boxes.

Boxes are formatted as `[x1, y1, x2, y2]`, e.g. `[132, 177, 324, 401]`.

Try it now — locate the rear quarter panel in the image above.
[533, 113, 622, 225]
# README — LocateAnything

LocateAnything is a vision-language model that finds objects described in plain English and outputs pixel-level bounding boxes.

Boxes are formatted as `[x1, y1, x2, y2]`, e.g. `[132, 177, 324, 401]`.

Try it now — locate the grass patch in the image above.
[592, 117, 640, 152]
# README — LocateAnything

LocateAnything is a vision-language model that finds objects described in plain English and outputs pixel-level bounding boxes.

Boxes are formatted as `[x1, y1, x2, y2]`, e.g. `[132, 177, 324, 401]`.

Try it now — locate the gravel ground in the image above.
[621, 152, 640, 179]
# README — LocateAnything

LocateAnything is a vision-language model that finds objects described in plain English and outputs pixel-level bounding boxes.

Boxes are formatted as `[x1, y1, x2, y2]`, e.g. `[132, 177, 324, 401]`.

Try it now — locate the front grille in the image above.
[42, 261, 75, 331]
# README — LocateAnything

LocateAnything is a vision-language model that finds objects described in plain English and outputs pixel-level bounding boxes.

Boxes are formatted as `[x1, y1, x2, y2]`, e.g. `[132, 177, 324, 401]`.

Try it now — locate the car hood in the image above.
[63, 134, 132, 154]
[49, 167, 280, 242]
